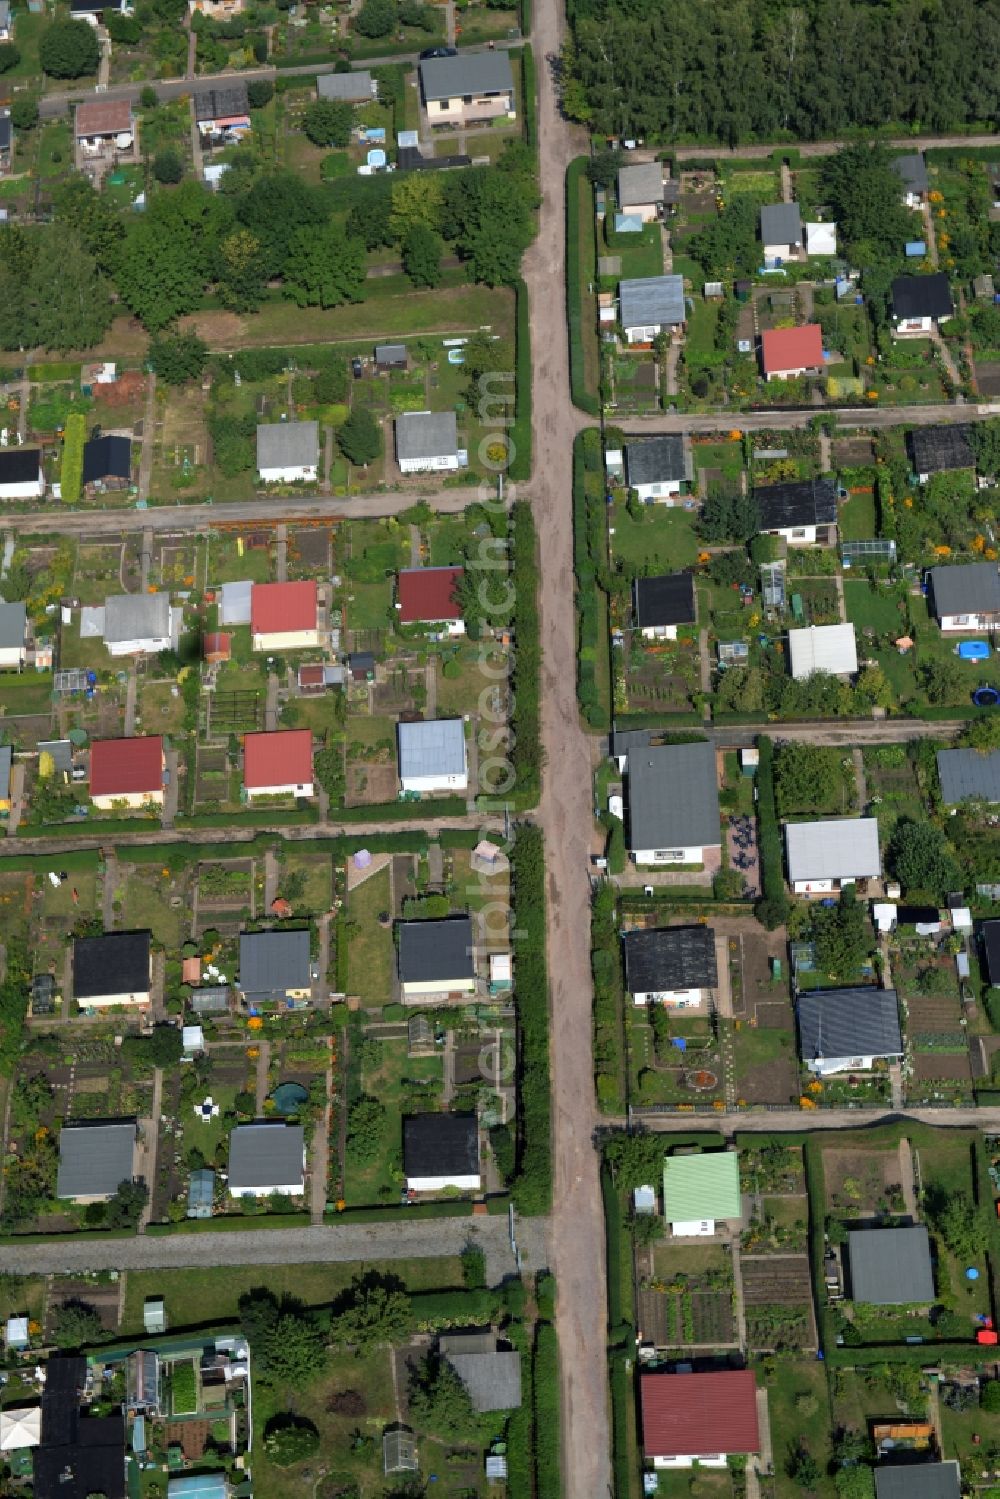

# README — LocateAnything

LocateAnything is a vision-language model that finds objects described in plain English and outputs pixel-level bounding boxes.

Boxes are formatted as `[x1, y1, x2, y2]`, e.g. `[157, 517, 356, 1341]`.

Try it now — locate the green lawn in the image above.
[694, 439, 745, 483]
[119, 868, 188, 949]
[843, 580, 909, 635]
[205, 284, 515, 349]
[279, 850, 332, 915]
[37, 121, 70, 178]
[601, 219, 663, 283]
[608, 498, 700, 571]
[120, 1255, 463, 1335]
[762, 1356, 835, 1499]
[345, 865, 394, 1006]
[838, 491, 877, 540]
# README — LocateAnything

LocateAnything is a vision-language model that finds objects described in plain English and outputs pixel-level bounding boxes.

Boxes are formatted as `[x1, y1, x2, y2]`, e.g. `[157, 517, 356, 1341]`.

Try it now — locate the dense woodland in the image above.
[562, 0, 1000, 142]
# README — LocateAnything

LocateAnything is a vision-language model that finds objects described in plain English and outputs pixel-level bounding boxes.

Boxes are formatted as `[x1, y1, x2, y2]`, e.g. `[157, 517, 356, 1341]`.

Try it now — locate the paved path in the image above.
[628, 1105, 1000, 1133]
[7, 487, 482, 537]
[520, 6, 611, 1496]
[617, 402, 1000, 434]
[0, 1216, 549, 1284]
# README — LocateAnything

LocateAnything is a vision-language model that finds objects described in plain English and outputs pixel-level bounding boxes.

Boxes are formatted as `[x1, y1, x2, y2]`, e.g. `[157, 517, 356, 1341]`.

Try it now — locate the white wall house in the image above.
[0, 602, 26, 669]
[103, 594, 174, 657]
[785, 816, 881, 895]
[250, 580, 320, 653]
[395, 410, 460, 475]
[624, 926, 718, 1008]
[227, 1123, 305, 1198]
[398, 718, 468, 794]
[626, 740, 721, 868]
[0, 447, 44, 500]
[404, 1113, 481, 1194]
[760, 202, 802, 262]
[891, 272, 954, 337]
[256, 420, 319, 483]
[928, 561, 1000, 633]
[798, 986, 903, 1076]
[418, 52, 514, 127]
[619, 275, 686, 344]
[624, 434, 690, 503]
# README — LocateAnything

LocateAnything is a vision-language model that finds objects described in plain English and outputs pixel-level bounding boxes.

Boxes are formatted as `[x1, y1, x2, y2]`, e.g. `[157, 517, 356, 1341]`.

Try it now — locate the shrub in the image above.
[10, 98, 39, 131]
[248, 78, 274, 107]
[264, 1416, 320, 1466]
[39, 18, 100, 78]
[153, 148, 184, 184]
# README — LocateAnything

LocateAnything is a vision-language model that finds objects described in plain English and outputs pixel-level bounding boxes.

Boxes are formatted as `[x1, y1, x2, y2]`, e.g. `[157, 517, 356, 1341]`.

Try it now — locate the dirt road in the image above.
[520, 15, 612, 1499]
[617, 402, 1000, 435]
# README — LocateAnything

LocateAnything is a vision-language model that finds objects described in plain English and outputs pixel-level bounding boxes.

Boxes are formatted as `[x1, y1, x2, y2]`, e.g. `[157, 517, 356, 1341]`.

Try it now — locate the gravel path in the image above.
[520, 13, 612, 1498]
[0, 1217, 550, 1284]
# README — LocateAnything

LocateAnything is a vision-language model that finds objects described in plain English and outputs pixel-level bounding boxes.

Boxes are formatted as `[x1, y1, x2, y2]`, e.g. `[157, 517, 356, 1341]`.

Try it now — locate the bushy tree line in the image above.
[0, 143, 537, 353]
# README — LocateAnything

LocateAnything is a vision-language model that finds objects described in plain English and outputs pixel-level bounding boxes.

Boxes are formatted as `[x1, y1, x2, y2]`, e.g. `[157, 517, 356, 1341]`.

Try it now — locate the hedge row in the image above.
[566, 159, 601, 416]
[175, 807, 319, 830]
[333, 796, 467, 823]
[505, 1326, 534, 1493]
[508, 277, 532, 483]
[519, 0, 531, 34]
[521, 44, 536, 149]
[534, 1320, 561, 1499]
[60, 412, 85, 504]
[437, 828, 481, 850]
[592, 883, 626, 1114]
[572, 430, 611, 729]
[409, 1286, 502, 1327]
[510, 824, 551, 1214]
[755, 735, 787, 922]
[602, 1163, 635, 1499]
[509, 499, 541, 809]
[328, 1199, 472, 1224]
[145, 1212, 310, 1236]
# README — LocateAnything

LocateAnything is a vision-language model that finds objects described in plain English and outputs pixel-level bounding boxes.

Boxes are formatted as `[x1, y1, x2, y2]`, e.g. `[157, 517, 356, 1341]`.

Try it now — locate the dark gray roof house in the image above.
[847, 1224, 935, 1305]
[0, 116, 11, 156]
[755, 478, 838, 533]
[937, 748, 1000, 805]
[980, 920, 1000, 986]
[617, 161, 665, 210]
[397, 916, 475, 985]
[418, 51, 513, 103]
[908, 425, 974, 477]
[619, 275, 686, 331]
[633, 573, 696, 629]
[0, 599, 26, 651]
[238, 929, 311, 1004]
[82, 435, 132, 486]
[403, 1112, 479, 1180]
[760, 202, 802, 247]
[623, 926, 718, 995]
[256, 420, 319, 473]
[194, 83, 250, 123]
[228, 1121, 304, 1193]
[38, 740, 73, 776]
[56, 1120, 137, 1201]
[891, 154, 929, 196]
[624, 435, 689, 491]
[626, 741, 721, 855]
[876, 1465, 960, 1499]
[317, 69, 375, 103]
[891, 272, 954, 323]
[796, 986, 902, 1066]
[73, 931, 150, 1002]
[395, 410, 458, 465]
[929, 561, 1000, 621]
[0, 744, 11, 804]
[439, 1333, 522, 1412]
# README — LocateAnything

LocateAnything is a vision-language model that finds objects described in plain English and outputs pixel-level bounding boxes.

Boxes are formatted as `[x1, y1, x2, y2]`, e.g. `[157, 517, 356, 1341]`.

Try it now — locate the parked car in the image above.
[419, 45, 458, 58]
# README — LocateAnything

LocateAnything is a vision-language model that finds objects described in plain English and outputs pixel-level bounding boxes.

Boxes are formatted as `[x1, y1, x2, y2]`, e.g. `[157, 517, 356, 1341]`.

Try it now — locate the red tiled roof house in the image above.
[640, 1369, 761, 1470]
[89, 735, 165, 811]
[243, 729, 314, 800]
[760, 324, 824, 382]
[75, 99, 135, 153]
[250, 580, 320, 653]
[396, 566, 465, 635]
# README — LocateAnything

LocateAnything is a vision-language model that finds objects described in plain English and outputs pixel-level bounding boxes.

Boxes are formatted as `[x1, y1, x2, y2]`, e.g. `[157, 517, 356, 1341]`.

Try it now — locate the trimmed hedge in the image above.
[437, 828, 481, 850]
[592, 882, 626, 1113]
[333, 796, 467, 823]
[327, 1200, 472, 1223]
[521, 44, 536, 149]
[409, 1286, 502, 1326]
[175, 808, 319, 830]
[567, 158, 601, 416]
[508, 277, 532, 482]
[572, 430, 611, 728]
[755, 735, 788, 924]
[519, 0, 531, 33]
[145, 1212, 310, 1235]
[508, 499, 541, 809]
[510, 824, 551, 1214]
[533, 1320, 561, 1499]
[60, 411, 85, 504]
